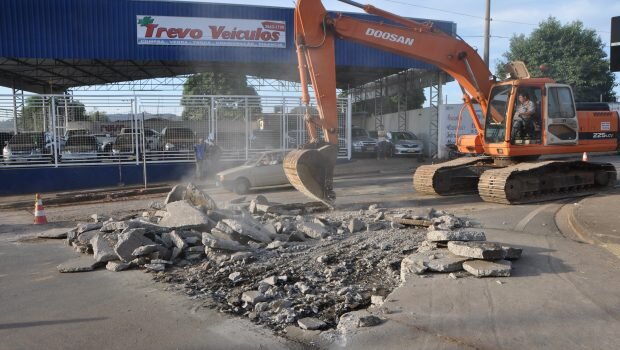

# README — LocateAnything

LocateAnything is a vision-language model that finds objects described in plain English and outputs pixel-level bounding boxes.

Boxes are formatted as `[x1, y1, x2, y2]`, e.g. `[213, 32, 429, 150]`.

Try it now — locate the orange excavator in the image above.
[284, 0, 618, 205]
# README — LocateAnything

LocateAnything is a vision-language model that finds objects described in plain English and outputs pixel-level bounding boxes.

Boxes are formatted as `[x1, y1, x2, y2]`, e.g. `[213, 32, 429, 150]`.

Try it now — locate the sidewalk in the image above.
[567, 188, 620, 257]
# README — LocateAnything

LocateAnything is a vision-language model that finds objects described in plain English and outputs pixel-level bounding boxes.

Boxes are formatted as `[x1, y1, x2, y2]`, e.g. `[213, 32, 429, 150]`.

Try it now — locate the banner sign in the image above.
[437, 104, 483, 159]
[137, 15, 286, 48]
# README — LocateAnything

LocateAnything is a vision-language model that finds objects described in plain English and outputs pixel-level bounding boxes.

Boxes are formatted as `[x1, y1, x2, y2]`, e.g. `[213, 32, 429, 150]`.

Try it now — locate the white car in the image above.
[216, 150, 290, 194]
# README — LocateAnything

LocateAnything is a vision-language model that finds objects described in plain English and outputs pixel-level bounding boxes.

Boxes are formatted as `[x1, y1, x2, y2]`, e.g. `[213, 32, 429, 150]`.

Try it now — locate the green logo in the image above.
[137, 16, 154, 26]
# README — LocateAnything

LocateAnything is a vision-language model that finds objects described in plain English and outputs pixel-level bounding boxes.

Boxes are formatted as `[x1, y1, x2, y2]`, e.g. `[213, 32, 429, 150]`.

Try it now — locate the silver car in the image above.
[61, 135, 99, 162]
[216, 150, 290, 194]
[351, 127, 377, 155]
[387, 131, 424, 160]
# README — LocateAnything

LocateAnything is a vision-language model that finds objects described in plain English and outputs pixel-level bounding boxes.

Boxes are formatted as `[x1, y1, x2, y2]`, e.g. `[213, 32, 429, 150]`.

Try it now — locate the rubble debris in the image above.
[447, 241, 507, 260]
[348, 218, 365, 233]
[463, 260, 512, 277]
[55, 188, 522, 334]
[386, 216, 432, 227]
[57, 257, 101, 273]
[106, 260, 130, 272]
[426, 230, 486, 242]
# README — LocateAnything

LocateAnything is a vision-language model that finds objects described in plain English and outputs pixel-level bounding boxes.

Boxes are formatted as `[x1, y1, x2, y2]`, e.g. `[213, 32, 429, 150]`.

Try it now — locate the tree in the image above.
[88, 111, 109, 122]
[181, 72, 261, 120]
[19, 96, 87, 131]
[497, 17, 616, 102]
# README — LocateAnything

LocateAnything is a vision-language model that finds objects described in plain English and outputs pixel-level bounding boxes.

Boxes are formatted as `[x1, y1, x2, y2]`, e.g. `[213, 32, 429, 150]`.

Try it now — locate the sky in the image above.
[169, 0, 620, 104]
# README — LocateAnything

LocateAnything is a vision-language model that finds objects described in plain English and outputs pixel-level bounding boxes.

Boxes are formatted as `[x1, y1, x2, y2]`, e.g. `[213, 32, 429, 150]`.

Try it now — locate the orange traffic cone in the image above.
[33, 194, 48, 225]
[582, 152, 589, 162]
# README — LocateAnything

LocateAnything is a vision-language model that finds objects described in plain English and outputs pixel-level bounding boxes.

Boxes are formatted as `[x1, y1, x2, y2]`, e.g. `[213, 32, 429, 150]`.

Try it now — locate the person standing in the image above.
[376, 124, 388, 160]
[194, 137, 207, 179]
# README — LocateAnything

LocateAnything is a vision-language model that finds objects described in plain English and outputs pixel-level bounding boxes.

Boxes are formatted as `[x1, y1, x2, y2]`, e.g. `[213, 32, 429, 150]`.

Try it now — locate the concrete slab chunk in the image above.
[348, 218, 365, 233]
[57, 256, 100, 273]
[222, 218, 271, 243]
[425, 252, 469, 272]
[164, 184, 185, 204]
[36, 227, 70, 239]
[106, 260, 130, 272]
[91, 234, 119, 263]
[297, 317, 326, 330]
[241, 290, 267, 304]
[298, 222, 328, 239]
[426, 230, 486, 242]
[159, 200, 212, 228]
[114, 228, 155, 262]
[447, 241, 507, 260]
[184, 183, 217, 210]
[167, 230, 188, 250]
[202, 232, 249, 251]
[463, 259, 512, 277]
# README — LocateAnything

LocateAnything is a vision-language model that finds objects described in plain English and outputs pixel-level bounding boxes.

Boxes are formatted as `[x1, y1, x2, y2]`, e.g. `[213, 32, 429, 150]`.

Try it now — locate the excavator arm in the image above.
[284, 0, 495, 206]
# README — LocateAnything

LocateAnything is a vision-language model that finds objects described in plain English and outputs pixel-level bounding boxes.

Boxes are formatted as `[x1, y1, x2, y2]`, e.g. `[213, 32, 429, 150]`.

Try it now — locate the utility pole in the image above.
[483, 0, 491, 67]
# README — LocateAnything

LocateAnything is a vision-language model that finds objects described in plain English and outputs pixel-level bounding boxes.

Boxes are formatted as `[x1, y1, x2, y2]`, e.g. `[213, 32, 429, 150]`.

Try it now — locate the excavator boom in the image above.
[285, 0, 493, 205]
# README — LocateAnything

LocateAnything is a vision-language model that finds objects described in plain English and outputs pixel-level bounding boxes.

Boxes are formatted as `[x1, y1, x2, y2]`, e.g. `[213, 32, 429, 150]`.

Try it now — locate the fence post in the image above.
[51, 96, 58, 167]
[347, 95, 352, 160]
[132, 98, 139, 165]
[245, 97, 249, 160]
[12, 88, 18, 133]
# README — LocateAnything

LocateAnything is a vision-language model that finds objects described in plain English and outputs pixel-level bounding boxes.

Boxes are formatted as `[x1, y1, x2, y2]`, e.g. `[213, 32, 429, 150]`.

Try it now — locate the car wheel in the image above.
[233, 177, 251, 195]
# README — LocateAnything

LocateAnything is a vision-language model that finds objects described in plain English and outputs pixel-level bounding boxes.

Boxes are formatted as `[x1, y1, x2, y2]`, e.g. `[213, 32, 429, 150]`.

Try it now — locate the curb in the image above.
[0, 185, 172, 210]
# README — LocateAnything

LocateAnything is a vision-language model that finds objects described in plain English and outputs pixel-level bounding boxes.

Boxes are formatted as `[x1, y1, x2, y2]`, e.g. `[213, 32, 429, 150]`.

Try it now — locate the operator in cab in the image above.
[511, 91, 536, 143]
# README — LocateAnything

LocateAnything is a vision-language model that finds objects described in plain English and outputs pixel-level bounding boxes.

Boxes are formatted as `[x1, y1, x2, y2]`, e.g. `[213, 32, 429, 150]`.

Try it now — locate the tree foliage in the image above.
[19, 96, 87, 131]
[181, 72, 261, 120]
[348, 88, 426, 116]
[497, 17, 616, 102]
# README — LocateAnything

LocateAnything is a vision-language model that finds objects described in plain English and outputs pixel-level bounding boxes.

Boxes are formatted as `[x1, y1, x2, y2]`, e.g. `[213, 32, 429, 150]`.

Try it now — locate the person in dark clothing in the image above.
[194, 138, 207, 179]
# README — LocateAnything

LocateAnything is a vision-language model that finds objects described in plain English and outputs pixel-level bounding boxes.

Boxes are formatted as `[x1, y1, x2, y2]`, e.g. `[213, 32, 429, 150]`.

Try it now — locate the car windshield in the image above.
[10, 133, 43, 145]
[67, 130, 89, 137]
[244, 153, 265, 166]
[66, 136, 97, 147]
[166, 128, 194, 138]
[352, 128, 368, 138]
[392, 132, 417, 141]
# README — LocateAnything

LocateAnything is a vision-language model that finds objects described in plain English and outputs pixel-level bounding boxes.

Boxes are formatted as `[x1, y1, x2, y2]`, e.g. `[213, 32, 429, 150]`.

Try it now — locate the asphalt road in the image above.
[1, 154, 619, 350]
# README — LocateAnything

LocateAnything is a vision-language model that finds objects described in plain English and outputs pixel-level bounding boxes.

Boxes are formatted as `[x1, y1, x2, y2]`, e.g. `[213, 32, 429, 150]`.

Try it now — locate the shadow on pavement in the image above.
[0, 317, 107, 330]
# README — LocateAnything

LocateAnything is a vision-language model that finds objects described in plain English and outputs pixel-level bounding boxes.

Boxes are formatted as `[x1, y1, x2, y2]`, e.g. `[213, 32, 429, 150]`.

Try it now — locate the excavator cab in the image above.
[484, 80, 580, 156]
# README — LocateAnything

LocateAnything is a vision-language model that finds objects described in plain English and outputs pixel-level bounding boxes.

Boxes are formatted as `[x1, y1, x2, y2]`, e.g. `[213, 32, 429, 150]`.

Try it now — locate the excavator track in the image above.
[478, 160, 617, 204]
[413, 156, 494, 196]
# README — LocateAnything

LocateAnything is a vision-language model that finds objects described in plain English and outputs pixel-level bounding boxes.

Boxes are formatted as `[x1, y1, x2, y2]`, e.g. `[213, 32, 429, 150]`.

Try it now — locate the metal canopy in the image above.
[0, 57, 409, 94]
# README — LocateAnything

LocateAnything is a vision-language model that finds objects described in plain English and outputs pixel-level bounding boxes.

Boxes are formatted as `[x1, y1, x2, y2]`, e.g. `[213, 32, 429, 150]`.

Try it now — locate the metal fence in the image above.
[0, 94, 351, 168]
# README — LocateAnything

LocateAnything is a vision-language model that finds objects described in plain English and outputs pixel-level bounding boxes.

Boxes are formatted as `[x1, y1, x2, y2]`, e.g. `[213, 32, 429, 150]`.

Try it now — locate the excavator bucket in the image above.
[283, 144, 338, 207]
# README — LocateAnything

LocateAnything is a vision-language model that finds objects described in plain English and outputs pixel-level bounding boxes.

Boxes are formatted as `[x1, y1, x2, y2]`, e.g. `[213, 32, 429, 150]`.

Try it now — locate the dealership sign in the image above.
[137, 16, 286, 48]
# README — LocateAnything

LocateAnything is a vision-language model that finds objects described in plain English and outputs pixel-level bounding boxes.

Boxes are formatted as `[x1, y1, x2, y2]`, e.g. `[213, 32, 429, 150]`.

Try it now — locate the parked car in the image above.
[2, 132, 55, 163]
[112, 134, 143, 156]
[386, 131, 424, 160]
[119, 128, 161, 151]
[351, 127, 377, 155]
[161, 127, 196, 151]
[61, 135, 99, 161]
[216, 150, 289, 194]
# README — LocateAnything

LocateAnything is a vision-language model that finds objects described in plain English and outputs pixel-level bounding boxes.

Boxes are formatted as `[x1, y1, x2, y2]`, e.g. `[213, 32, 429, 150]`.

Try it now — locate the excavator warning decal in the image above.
[601, 121, 611, 131]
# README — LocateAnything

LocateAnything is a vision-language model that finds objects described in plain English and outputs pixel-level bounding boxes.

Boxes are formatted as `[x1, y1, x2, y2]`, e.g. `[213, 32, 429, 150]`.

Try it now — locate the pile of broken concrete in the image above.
[49, 182, 522, 334]
[400, 228, 522, 281]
